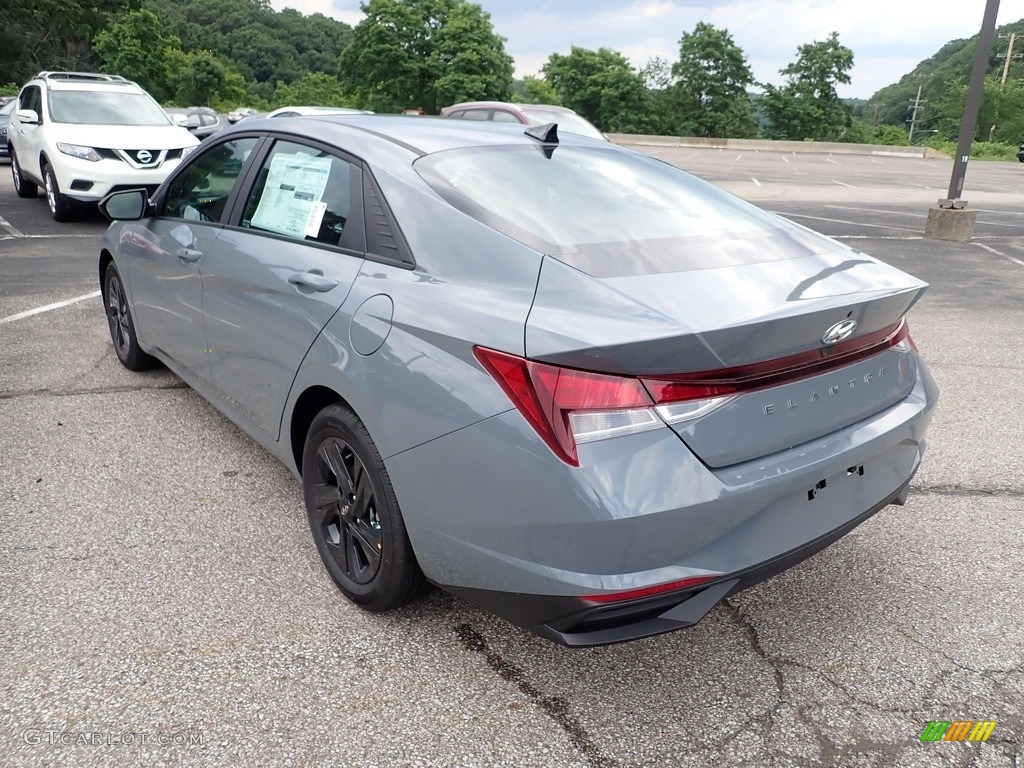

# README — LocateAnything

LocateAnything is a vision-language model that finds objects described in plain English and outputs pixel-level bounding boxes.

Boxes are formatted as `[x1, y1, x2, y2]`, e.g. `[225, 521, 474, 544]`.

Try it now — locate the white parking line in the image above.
[0, 215, 25, 238]
[751, 177, 761, 186]
[975, 242, 1024, 268]
[832, 180, 856, 188]
[0, 291, 102, 325]
[774, 212, 921, 233]
[827, 205, 926, 218]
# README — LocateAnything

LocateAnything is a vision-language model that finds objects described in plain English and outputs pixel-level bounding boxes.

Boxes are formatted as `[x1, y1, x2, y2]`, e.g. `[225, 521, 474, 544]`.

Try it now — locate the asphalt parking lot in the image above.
[1, 147, 1023, 768]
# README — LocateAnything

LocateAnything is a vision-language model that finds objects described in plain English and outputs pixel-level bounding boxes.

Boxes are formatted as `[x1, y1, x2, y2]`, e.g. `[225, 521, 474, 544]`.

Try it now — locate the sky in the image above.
[269, 0, 1024, 99]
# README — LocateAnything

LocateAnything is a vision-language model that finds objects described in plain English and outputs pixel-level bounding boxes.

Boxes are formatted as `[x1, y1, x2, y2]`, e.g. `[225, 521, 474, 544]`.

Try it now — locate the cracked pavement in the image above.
[2, 152, 1023, 767]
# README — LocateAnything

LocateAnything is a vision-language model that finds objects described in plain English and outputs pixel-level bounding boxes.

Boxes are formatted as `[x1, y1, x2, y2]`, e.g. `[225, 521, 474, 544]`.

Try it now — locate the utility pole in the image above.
[907, 84, 925, 142]
[999, 31, 1017, 84]
[926, 0, 1000, 241]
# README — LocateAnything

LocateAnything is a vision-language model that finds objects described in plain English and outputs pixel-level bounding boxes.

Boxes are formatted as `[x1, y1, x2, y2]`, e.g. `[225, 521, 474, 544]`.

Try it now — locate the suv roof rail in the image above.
[35, 71, 129, 83]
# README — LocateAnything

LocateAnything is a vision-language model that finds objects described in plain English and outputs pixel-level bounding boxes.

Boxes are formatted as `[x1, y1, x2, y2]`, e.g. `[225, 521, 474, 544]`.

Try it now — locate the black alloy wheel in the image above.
[103, 264, 155, 371]
[303, 404, 428, 611]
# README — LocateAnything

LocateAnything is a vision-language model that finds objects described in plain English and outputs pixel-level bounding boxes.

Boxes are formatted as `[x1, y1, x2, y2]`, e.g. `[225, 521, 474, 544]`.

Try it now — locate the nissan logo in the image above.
[822, 319, 858, 345]
[136, 150, 153, 163]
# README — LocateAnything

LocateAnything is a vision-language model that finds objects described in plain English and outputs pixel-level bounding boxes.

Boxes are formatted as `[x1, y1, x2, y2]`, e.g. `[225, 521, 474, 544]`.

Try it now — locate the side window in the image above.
[163, 137, 258, 222]
[491, 110, 520, 123]
[461, 109, 490, 121]
[241, 140, 353, 248]
[20, 86, 42, 118]
[447, 110, 465, 119]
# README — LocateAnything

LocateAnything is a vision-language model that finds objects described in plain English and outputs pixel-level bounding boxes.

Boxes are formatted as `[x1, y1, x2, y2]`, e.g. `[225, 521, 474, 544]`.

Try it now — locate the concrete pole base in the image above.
[924, 206, 977, 242]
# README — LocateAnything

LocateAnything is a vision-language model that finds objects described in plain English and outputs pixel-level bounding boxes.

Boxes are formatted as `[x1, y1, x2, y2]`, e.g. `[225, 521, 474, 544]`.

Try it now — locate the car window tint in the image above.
[461, 109, 490, 121]
[163, 138, 258, 222]
[491, 110, 520, 123]
[241, 140, 352, 247]
[21, 86, 41, 116]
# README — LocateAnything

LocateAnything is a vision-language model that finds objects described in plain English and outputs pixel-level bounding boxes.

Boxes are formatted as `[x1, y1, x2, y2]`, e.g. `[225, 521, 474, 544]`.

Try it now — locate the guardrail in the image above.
[607, 133, 948, 159]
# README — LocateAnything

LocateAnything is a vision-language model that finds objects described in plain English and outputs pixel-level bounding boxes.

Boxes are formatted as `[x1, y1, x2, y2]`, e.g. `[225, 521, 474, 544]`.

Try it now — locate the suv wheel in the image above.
[11, 150, 38, 198]
[43, 162, 74, 221]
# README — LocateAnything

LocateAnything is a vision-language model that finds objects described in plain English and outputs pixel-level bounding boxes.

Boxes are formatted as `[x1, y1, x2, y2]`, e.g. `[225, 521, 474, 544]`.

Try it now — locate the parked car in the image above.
[165, 106, 225, 140]
[440, 101, 607, 141]
[1017, 141, 1024, 163]
[96, 115, 937, 646]
[266, 105, 374, 118]
[0, 99, 14, 161]
[8, 71, 198, 221]
[235, 111, 268, 123]
[227, 107, 256, 123]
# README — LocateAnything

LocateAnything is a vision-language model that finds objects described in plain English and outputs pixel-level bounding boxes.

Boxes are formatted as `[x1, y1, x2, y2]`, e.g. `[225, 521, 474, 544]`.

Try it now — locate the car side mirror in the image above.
[16, 109, 39, 125]
[99, 189, 150, 221]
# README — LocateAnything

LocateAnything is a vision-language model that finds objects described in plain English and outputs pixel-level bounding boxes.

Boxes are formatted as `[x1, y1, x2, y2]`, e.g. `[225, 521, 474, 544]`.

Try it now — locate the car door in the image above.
[126, 136, 260, 380]
[13, 85, 44, 179]
[200, 137, 365, 441]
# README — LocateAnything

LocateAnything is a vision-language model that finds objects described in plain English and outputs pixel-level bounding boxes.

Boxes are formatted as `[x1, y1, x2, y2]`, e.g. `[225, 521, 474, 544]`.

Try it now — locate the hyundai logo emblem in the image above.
[822, 319, 858, 345]
[136, 150, 153, 164]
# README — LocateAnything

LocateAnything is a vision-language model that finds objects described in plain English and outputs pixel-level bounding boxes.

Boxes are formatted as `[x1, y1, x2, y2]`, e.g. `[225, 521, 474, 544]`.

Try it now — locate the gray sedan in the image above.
[97, 116, 938, 646]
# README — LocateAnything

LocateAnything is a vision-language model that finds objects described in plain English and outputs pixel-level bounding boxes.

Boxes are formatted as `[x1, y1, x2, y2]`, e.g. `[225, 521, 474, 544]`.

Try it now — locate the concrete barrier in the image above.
[607, 133, 949, 160]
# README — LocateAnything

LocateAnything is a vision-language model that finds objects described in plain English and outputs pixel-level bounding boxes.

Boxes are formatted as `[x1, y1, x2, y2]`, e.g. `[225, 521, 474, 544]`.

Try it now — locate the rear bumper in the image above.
[442, 479, 911, 647]
[387, 354, 937, 645]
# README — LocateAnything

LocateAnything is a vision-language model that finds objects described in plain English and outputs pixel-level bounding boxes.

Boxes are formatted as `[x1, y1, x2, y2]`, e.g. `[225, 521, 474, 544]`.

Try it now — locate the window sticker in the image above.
[250, 153, 332, 239]
[303, 201, 328, 237]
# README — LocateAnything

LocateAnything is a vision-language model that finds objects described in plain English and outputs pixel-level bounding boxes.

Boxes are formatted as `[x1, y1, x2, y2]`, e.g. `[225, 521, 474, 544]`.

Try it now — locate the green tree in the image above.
[669, 22, 757, 138]
[542, 46, 654, 133]
[165, 49, 245, 108]
[762, 32, 854, 141]
[521, 75, 559, 105]
[339, 0, 513, 114]
[273, 72, 353, 108]
[93, 9, 173, 96]
[0, 0, 139, 84]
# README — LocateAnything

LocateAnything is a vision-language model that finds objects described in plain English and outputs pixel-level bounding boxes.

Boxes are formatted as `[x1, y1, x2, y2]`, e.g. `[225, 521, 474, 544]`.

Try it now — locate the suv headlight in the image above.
[56, 143, 101, 162]
[181, 145, 197, 158]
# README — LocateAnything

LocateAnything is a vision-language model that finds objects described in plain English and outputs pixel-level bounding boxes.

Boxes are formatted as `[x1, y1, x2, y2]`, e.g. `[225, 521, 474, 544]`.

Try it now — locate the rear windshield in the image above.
[415, 145, 831, 277]
[49, 91, 172, 126]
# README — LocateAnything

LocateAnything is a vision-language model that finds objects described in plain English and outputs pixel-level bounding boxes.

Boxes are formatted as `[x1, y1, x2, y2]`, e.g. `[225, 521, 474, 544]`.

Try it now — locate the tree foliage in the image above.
[339, 0, 513, 114]
[0, 0, 139, 84]
[543, 46, 654, 133]
[669, 22, 756, 138]
[761, 32, 854, 140]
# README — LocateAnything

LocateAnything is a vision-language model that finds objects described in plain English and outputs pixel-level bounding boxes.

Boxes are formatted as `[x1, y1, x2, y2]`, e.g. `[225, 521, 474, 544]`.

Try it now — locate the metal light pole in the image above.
[939, 0, 1000, 209]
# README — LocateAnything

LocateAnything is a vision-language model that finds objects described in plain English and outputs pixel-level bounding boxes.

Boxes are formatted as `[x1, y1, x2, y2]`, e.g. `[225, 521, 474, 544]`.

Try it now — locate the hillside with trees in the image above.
[1, 0, 1023, 158]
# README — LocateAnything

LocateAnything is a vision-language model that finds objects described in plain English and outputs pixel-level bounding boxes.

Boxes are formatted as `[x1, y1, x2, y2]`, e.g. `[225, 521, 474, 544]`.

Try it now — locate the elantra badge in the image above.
[822, 319, 857, 345]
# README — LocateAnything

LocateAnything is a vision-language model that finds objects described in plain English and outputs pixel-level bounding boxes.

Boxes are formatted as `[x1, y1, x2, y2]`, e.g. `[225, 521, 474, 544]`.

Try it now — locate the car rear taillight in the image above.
[474, 319, 912, 467]
[473, 347, 662, 466]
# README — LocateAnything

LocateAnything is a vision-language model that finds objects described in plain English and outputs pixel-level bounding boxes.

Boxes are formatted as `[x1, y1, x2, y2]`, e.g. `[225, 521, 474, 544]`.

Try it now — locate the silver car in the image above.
[97, 116, 938, 646]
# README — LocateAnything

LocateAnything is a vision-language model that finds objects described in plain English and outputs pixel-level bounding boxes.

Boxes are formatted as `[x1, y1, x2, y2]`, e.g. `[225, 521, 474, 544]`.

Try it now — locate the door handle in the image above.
[176, 247, 202, 262]
[288, 271, 339, 292]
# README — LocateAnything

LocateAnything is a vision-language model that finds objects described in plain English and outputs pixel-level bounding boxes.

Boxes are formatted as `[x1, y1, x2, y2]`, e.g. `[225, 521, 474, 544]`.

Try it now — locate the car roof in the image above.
[237, 113, 600, 157]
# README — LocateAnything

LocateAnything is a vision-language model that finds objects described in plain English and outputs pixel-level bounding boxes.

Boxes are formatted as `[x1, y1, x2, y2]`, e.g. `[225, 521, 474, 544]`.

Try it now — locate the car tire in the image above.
[11, 149, 37, 198]
[302, 404, 429, 612]
[103, 263, 156, 371]
[43, 161, 73, 221]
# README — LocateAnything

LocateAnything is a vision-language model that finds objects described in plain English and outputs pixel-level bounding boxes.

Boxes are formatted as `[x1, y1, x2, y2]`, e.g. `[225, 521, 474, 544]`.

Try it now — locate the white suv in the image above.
[8, 72, 199, 221]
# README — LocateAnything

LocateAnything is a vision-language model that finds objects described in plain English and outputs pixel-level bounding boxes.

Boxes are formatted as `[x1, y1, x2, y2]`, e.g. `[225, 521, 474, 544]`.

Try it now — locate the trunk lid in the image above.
[526, 246, 926, 468]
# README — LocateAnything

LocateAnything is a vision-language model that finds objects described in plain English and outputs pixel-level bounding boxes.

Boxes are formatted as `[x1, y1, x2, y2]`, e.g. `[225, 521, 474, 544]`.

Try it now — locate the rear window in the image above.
[415, 145, 831, 277]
